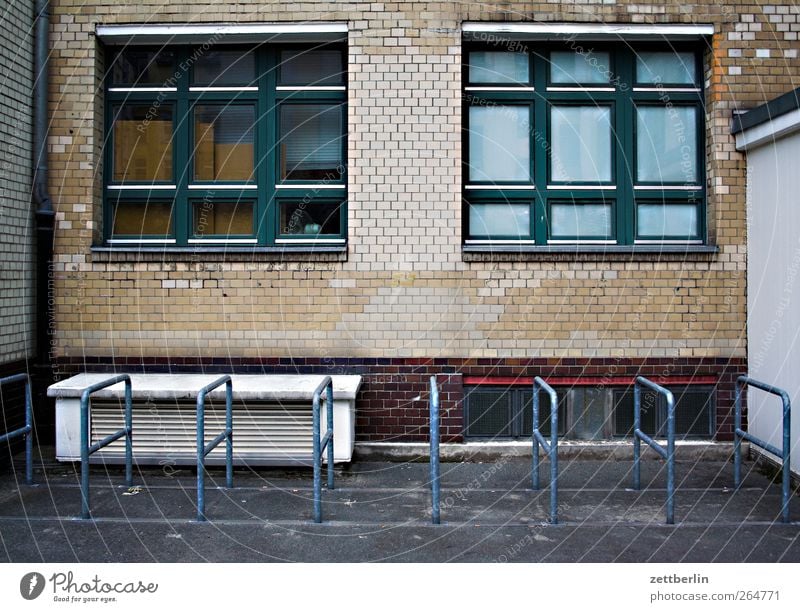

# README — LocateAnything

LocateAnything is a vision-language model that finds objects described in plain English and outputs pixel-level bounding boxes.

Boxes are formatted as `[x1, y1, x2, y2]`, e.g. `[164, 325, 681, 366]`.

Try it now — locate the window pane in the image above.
[111, 48, 175, 86]
[465, 388, 513, 437]
[567, 388, 609, 440]
[112, 105, 173, 183]
[192, 201, 254, 236]
[468, 106, 531, 182]
[280, 50, 344, 86]
[637, 203, 699, 238]
[550, 202, 612, 239]
[468, 52, 529, 84]
[193, 50, 255, 86]
[112, 201, 172, 236]
[194, 105, 255, 182]
[279, 201, 342, 235]
[636, 106, 698, 183]
[469, 203, 530, 237]
[280, 104, 344, 181]
[550, 51, 611, 85]
[550, 105, 612, 183]
[636, 51, 696, 85]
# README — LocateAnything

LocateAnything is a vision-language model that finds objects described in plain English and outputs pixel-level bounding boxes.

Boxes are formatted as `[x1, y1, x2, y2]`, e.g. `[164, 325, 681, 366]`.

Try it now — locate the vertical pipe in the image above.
[430, 376, 440, 525]
[313, 391, 322, 523]
[532, 385, 540, 491]
[24, 377, 33, 485]
[225, 380, 233, 490]
[80, 392, 90, 519]
[124, 380, 132, 487]
[781, 392, 791, 524]
[666, 393, 675, 525]
[549, 388, 558, 525]
[326, 383, 334, 490]
[196, 392, 205, 522]
[734, 378, 743, 489]
[633, 381, 641, 491]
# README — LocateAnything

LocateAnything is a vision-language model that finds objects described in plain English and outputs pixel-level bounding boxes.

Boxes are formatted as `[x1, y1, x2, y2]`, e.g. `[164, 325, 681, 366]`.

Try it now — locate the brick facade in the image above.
[44, 2, 800, 440]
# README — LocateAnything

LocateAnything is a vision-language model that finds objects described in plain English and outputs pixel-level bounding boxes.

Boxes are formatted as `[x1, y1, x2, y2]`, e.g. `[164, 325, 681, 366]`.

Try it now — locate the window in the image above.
[104, 45, 347, 247]
[464, 385, 714, 440]
[463, 44, 704, 247]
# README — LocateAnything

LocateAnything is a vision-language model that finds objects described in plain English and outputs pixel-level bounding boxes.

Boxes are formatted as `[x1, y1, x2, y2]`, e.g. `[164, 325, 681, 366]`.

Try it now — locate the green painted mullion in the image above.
[532, 51, 548, 244]
[616, 48, 635, 245]
[263, 46, 277, 245]
[173, 47, 191, 246]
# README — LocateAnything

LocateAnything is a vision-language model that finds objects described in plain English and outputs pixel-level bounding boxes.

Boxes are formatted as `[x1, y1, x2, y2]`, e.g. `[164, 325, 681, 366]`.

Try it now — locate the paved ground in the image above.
[0, 450, 798, 562]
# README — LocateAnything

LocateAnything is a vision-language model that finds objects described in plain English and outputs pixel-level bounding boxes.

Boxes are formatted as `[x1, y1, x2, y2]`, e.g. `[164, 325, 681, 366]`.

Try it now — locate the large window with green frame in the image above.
[463, 43, 705, 247]
[104, 44, 347, 247]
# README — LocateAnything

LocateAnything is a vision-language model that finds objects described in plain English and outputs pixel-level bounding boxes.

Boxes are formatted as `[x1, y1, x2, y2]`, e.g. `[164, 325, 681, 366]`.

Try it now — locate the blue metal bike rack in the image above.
[429, 375, 440, 524]
[312, 376, 334, 523]
[79, 374, 133, 520]
[0, 373, 34, 485]
[532, 376, 559, 524]
[633, 376, 676, 525]
[734, 375, 792, 523]
[195, 375, 234, 522]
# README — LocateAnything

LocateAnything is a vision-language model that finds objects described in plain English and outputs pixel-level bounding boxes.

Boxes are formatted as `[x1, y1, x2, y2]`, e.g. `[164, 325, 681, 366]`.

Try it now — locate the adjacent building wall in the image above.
[45, 2, 800, 441]
[746, 129, 800, 476]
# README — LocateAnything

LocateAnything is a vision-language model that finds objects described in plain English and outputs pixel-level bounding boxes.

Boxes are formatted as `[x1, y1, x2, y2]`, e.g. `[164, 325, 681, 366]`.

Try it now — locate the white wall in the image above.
[746, 130, 800, 476]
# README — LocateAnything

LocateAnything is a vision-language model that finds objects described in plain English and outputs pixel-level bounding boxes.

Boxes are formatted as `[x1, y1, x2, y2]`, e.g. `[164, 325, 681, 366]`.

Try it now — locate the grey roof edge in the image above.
[731, 87, 800, 135]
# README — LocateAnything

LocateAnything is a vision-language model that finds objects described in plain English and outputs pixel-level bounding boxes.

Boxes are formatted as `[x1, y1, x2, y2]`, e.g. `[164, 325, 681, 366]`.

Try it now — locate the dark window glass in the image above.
[279, 200, 342, 236]
[111, 49, 175, 86]
[279, 104, 343, 181]
[194, 105, 255, 182]
[112, 104, 173, 183]
[112, 201, 173, 236]
[193, 50, 255, 86]
[280, 49, 344, 86]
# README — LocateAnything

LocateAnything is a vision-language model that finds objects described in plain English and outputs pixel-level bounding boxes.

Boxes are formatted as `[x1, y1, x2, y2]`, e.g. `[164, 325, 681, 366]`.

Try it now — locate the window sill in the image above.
[90, 244, 348, 263]
[462, 244, 719, 262]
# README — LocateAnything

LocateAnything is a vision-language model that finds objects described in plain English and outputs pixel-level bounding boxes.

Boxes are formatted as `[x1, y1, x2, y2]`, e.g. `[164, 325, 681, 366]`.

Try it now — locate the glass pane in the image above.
[280, 104, 344, 181]
[636, 106, 698, 183]
[550, 51, 611, 85]
[520, 390, 567, 437]
[192, 201, 254, 236]
[568, 388, 609, 440]
[614, 390, 658, 436]
[112, 105, 173, 183]
[637, 203, 699, 238]
[111, 48, 175, 86]
[193, 50, 255, 86]
[550, 105, 612, 183]
[194, 105, 255, 182]
[279, 201, 342, 235]
[468, 52, 529, 84]
[468, 106, 531, 182]
[550, 203, 612, 239]
[636, 51, 696, 85]
[465, 389, 513, 437]
[280, 50, 344, 86]
[112, 201, 172, 236]
[469, 203, 530, 237]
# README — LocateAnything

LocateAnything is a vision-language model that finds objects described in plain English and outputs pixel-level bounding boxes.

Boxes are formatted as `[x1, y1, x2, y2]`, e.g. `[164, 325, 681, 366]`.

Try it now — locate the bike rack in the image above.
[429, 376, 440, 524]
[632, 376, 676, 525]
[532, 376, 559, 524]
[312, 376, 334, 523]
[734, 375, 792, 523]
[79, 374, 133, 520]
[0, 373, 34, 485]
[195, 375, 234, 522]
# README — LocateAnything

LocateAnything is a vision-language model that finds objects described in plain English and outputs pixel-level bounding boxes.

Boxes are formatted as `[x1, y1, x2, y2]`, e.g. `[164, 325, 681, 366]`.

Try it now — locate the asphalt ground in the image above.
[0, 451, 798, 562]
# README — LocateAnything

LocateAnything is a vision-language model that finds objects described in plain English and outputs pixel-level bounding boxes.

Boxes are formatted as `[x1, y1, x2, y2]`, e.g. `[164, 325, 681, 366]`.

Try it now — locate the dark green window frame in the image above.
[463, 43, 706, 247]
[103, 44, 347, 248]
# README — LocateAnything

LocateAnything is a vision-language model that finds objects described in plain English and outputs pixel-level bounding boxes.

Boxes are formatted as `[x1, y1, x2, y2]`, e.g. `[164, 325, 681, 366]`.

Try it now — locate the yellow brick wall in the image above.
[48, 1, 800, 361]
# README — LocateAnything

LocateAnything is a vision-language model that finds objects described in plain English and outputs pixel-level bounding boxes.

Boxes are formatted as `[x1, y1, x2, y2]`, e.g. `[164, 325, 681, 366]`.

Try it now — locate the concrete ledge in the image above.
[354, 441, 744, 462]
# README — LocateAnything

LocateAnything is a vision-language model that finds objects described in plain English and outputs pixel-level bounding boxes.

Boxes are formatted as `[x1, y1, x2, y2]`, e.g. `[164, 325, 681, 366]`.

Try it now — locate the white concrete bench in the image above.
[48, 373, 362, 465]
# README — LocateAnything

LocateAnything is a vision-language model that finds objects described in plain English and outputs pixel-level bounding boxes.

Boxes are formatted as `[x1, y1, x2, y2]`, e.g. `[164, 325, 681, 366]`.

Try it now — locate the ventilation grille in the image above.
[89, 400, 316, 466]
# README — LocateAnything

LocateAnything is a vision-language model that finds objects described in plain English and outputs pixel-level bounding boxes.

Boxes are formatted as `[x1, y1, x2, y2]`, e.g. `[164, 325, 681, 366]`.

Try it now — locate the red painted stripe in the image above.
[463, 375, 718, 386]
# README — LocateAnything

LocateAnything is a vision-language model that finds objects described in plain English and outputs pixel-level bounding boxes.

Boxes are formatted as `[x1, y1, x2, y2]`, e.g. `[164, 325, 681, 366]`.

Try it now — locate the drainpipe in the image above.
[32, 0, 54, 436]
